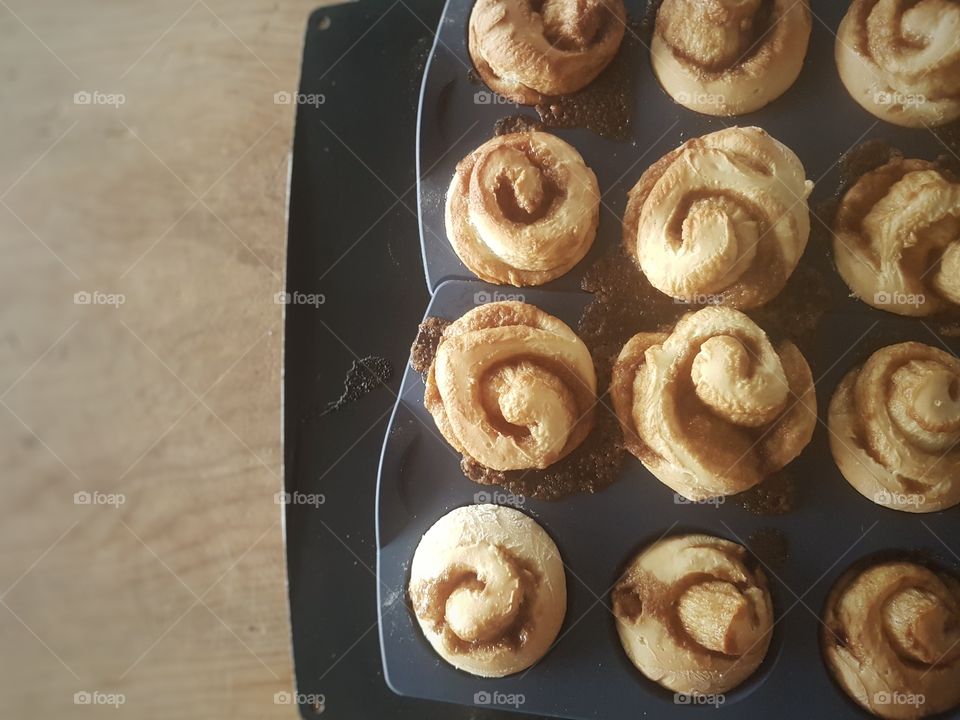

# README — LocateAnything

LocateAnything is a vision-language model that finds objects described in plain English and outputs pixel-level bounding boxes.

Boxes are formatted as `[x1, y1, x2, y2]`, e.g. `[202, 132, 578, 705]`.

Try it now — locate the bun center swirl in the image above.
[659, 0, 767, 72]
[414, 542, 529, 646]
[888, 360, 960, 452]
[691, 334, 789, 427]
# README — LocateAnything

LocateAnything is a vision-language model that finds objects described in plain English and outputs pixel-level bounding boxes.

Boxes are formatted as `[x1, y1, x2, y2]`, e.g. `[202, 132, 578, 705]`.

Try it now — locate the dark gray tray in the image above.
[377, 281, 960, 720]
[388, 0, 960, 717]
[416, 0, 951, 293]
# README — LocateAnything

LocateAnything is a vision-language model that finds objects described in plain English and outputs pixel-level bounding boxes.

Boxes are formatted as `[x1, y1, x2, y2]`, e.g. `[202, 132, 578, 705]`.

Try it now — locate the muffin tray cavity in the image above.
[379, 0, 960, 717]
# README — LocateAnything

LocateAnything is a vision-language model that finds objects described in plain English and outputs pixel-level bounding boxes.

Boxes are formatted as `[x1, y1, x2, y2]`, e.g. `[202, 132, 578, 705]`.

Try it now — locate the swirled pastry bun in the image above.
[624, 126, 812, 309]
[446, 131, 600, 287]
[836, 0, 960, 128]
[409, 504, 567, 677]
[425, 301, 596, 471]
[829, 342, 960, 513]
[833, 157, 960, 316]
[651, 0, 811, 116]
[611, 306, 816, 500]
[823, 557, 960, 719]
[469, 0, 626, 105]
[613, 534, 773, 694]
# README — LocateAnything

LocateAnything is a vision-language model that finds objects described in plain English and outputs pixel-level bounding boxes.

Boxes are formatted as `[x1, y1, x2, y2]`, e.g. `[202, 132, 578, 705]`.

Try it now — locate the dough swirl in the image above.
[836, 0, 960, 128]
[468, 0, 626, 105]
[823, 557, 960, 719]
[425, 301, 597, 471]
[829, 341, 960, 512]
[409, 504, 567, 677]
[651, 0, 811, 116]
[613, 534, 774, 694]
[610, 306, 816, 500]
[623, 126, 812, 309]
[833, 157, 960, 317]
[446, 131, 600, 287]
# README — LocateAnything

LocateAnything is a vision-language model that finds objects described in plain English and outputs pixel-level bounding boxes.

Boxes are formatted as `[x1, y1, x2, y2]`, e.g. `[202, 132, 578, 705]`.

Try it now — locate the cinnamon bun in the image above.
[823, 557, 960, 719]
[836, 0, 960, 128]
[469, 0, 626, 105]
[623, 126, 812, 309]
[829, 341, 960, 513]
[613, 534, 773, 694]
[409, 504, 567, 677]
[446, 131, 600, 286]
[833, 157, 960, 317]
[651, 0, 811, 116]
[425, 301, 597, 471]
[611, 306, 816, 500]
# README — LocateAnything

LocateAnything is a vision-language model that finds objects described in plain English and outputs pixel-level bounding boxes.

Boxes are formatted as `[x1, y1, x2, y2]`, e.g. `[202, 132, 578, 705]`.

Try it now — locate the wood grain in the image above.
[0, 1, 332, 716]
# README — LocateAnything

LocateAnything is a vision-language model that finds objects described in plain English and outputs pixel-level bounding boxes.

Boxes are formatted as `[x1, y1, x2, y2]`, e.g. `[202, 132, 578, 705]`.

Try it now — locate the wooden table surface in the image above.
[0, 1, 332, 716]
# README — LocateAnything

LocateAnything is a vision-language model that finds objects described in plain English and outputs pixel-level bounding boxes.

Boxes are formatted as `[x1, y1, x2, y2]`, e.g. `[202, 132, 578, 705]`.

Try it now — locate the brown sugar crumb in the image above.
[410, 316, 450, 376]
[533, 22, 639, 141]
[735, 471, 797, 515]
[579, 250, 681, 354]
[494, 114, 546, 136]
[750, 259, 834, 357]
[462, 400, 625, 501]
[746, 527, 790, 573]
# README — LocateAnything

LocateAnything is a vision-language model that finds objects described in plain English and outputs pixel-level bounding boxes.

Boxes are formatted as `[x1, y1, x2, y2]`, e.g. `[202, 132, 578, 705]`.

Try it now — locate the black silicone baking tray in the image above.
[377, 0, 960, 718]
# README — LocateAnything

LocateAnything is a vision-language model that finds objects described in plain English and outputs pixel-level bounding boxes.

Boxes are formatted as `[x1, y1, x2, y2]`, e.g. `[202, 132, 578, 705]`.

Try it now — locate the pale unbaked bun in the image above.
[833, 157, 960, 317]
[623, 126, 813, 309]
[823, 558, 960, 719]
[611, 306, 816, 500]
[613, 534, 773, 694]
[651, 0, 811, 116]
[408, 504, 567, 677]
[425, 301, 596, 471]
[828, 341, 960, 513]
[445, 131, 600, 286]
[469, 0, 626, 105]
[836, 0, 960, 128]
